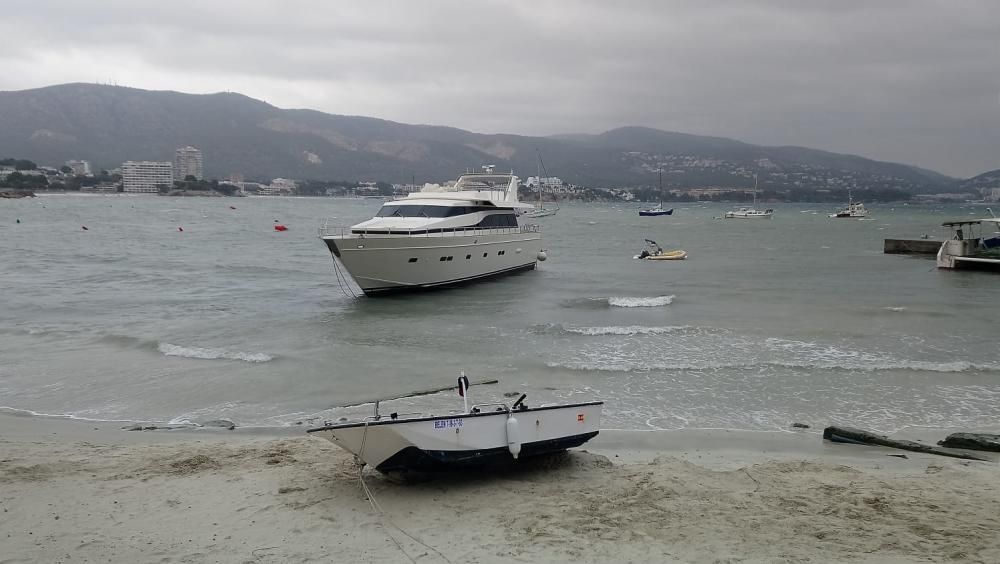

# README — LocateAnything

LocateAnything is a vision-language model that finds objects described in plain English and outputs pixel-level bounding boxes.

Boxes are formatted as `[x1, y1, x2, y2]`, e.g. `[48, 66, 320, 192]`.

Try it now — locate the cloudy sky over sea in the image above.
[2, 0, 998, 176]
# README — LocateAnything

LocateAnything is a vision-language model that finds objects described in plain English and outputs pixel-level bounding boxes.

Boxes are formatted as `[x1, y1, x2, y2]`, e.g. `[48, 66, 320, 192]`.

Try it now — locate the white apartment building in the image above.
[122, 161, 173, 193]
[174, 146, 204, 180]
[526, 176, 563, 189]
[258, 178, 297, 196]
[65, 160, 92, 176]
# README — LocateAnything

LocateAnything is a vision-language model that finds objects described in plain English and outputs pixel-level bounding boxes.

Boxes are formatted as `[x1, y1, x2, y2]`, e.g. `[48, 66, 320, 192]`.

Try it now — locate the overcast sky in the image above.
[2, 0, 998, 177]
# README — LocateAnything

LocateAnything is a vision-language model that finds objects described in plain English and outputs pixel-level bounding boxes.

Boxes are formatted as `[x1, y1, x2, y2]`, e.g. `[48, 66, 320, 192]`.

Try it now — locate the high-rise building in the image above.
[174, 146, 204, 180]
[122, 161, 173, 193]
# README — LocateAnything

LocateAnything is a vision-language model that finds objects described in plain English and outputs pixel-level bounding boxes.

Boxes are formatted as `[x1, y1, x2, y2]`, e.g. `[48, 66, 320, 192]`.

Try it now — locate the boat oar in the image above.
[330, 379, 499, 409]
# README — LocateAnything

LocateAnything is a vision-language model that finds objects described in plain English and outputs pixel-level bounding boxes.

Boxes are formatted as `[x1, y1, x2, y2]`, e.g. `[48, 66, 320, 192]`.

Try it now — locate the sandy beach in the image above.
[2, 414, 998, 564]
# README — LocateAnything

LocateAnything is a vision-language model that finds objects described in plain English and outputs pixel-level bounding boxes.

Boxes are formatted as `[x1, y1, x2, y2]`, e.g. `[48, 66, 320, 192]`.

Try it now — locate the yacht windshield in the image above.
[376, 205, 475, 218]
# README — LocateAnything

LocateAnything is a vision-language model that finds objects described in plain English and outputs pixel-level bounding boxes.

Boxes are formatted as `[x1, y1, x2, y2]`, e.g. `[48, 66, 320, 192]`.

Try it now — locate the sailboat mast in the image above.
[537, 155, 542, 208]
[658, 167, 663, 207]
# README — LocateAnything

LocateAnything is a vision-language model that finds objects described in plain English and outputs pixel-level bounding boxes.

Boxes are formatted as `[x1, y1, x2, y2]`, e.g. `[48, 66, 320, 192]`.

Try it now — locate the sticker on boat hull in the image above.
[434, 418, 463, 430]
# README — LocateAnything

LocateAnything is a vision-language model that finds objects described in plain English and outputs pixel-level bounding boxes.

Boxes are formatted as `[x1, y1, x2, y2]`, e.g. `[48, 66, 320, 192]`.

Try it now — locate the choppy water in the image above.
[2, 194, 998, 434]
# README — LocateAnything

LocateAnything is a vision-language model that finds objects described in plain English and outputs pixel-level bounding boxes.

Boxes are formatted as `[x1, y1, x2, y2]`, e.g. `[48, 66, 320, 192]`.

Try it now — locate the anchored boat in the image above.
[724, 175, 773, 219]
[829, 191, 870, 218]
[319, 166, 546, 295]
[633, 238, 687, 260]
[307, 375, 603, 473]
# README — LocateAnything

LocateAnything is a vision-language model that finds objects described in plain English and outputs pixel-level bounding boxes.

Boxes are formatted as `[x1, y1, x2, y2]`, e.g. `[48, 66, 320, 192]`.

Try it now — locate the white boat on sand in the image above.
[307, 376, 603, 474]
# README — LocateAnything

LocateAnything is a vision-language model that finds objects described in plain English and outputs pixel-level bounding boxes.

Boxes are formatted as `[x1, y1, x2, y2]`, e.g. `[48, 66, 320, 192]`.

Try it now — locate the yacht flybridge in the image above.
[319, 166, 546, 295]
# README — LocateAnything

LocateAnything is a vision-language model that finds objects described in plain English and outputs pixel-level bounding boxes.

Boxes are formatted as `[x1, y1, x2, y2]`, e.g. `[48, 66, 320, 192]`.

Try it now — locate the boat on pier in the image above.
[935, 217, 1000, 271]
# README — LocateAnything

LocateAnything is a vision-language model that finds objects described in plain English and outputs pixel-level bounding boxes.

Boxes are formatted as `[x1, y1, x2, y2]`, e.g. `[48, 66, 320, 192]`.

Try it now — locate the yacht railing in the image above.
[318, 220, 540, 238]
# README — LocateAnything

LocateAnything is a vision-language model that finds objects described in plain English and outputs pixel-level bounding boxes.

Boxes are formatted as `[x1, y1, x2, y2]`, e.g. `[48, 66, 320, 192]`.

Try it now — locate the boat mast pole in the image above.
[537, 150, 542, 209]
[658, 167, 663, 207]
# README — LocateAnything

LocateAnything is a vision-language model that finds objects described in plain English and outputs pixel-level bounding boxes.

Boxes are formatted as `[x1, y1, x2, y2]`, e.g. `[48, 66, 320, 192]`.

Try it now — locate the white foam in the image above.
[884, 306, 907, 312]
[158, 343, 273, 363]
[608, 295, 675, 308]
[563, 325, 698, 336]
[547, 358, 1000, 374]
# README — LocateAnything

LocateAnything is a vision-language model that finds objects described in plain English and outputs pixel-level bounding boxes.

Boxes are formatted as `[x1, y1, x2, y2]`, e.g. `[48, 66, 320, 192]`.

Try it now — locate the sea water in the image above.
[1, 195, 998, 433]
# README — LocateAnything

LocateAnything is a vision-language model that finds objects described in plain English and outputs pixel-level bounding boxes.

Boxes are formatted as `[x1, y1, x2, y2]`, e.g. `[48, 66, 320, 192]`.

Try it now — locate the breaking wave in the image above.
[608, 295, 675, 308]
[91, 334, 273, 363]
[546, 359, 1000, 373]
[157, 343, 273, 363]
[530, 323, 717, 337]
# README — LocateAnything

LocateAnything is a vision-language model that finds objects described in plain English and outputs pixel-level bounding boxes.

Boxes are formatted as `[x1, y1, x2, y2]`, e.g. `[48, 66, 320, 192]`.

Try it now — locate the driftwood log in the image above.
[937, 433, 1000, 453]
[822, 426, 987, 461]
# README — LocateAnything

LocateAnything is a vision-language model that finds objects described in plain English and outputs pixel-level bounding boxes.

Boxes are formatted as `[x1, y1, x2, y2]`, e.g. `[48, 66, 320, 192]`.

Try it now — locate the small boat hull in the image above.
[639, 208, 673, 216]
[644, 250, 687, 260]
[522, 207, 558, 218]
[308, 401, 603, 473]
[724, 210, 773, 219]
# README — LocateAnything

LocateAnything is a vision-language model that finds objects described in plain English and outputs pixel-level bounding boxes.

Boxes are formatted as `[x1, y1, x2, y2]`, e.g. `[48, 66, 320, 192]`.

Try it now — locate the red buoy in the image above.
[274, 224, 288, 232]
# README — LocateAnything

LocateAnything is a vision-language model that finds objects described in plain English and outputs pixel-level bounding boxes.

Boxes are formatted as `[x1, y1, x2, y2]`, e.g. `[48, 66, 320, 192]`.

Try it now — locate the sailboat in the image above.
[724, 175, 773, 219]
[639, 169, 674, 216]
[522, 152, 559, 218]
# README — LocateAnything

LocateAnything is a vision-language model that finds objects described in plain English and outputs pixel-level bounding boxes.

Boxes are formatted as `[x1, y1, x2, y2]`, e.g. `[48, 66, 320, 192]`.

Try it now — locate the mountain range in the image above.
[0, 83, 980, 193]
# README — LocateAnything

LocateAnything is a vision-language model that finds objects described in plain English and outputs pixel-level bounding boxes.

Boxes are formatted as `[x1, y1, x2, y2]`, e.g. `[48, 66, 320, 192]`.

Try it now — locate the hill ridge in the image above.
[0, 83, 961, 192]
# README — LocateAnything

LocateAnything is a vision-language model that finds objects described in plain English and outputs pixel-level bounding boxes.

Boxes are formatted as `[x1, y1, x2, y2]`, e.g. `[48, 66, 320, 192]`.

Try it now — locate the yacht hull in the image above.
[323, 231, 543, 295]
[307, 402, 603, 473]
[724, 212, 772, 219]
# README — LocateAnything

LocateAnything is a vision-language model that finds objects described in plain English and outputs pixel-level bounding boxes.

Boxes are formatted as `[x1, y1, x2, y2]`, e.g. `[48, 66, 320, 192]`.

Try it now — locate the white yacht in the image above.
[319, 166, 546, 295]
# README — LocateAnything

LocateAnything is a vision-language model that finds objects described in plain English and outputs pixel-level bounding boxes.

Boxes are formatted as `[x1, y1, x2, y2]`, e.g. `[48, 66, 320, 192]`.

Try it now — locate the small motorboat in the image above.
[644, 250, 687, 260]
[307, 375, 603, 473]
[633, 238, 687, 260]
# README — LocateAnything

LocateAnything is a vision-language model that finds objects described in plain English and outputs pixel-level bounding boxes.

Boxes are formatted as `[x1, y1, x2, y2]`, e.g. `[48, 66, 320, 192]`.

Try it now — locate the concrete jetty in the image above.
[883, 238, 941, 254]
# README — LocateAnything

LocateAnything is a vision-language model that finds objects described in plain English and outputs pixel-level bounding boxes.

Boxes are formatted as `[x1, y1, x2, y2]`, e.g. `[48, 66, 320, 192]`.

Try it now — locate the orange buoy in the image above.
[274, 224, 288, 232]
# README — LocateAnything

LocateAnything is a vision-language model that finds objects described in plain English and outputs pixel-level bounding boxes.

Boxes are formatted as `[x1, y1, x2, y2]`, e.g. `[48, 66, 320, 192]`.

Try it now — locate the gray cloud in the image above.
[1, 0, 997, 176]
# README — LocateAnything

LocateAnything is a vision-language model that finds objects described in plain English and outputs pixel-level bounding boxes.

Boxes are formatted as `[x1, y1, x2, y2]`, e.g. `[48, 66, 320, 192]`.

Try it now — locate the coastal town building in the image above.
[354, 181, 379, 196]
[257, 178, 297, 196]
[122, 161, 173, 193]
[391, 183, 422, 195]
[526, 176, 563, 189]
[65, 160, 92, 176]
[174, 146, 204, 180]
